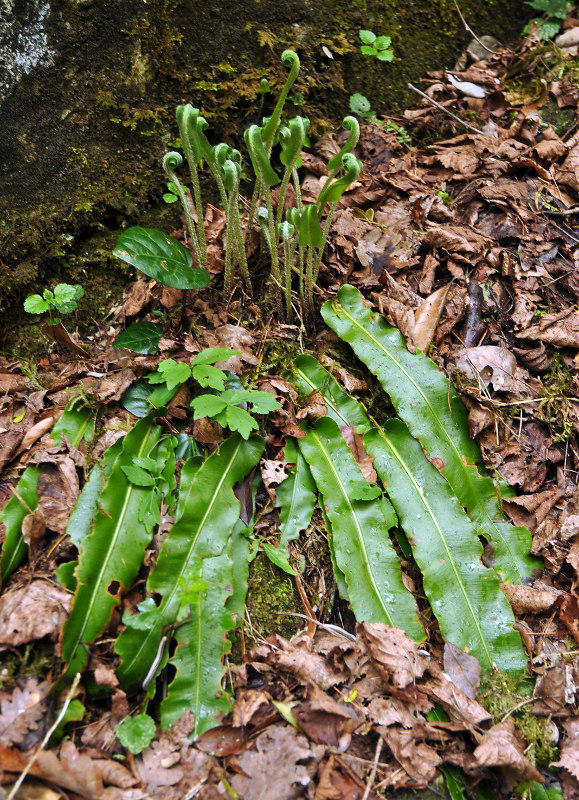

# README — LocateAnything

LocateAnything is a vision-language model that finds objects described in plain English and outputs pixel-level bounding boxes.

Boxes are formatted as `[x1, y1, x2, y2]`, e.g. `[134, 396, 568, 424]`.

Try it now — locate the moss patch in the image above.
[480, 668, 557, 767]
[245, 551, 302, 643]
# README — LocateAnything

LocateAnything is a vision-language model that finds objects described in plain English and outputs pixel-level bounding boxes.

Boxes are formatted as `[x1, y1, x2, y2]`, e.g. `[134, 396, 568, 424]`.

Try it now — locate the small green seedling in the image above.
[24, 283, 85, 325]
[115, 713, 156, 754]
[145, 348, 282, 439]
[162, 181, 179, 203]
[359, 29, 394, 61]
[523, 0, 569, 39]
[349, 94, 412, 145]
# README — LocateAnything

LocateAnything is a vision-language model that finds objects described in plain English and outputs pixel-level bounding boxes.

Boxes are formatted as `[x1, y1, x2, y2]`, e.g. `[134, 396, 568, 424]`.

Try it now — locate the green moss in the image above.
[480, 668, 557, 767]
[245, 552, 302, 643]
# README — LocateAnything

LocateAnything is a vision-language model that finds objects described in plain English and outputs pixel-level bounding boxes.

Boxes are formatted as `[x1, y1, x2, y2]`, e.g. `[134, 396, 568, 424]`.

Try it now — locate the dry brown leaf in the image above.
[0, 582, 72, 646]
[36, 458, 80, 534]
[473, 718, 543, 785]
[378, 726, 441, 787]
[552, 719, 579, 780]
[293, 693, 361, 747]
[258, 634, 348, 690]
[232, 688, 271, 728]
[411, 284, 451, 353]
[560, 595, 579, 644]
[96, 370, 137, 403]
[0, 373, 29, 393]
[358, 623, 429, 689]
[500, 584, 561, 615]
[443, 642, 481, 700]
[340, 425, 377, 483]
[315, 754, 378, 800]
[15, 416, 55, 456]
[454, 346, 519, 392]
[207, 325, 258, 373]
[0, 678, 50, 747]
[516, 308, 579, 349]
[422, 674, 492, 728]
[296, 391, 327, 423]
[230, 725, 314, 800]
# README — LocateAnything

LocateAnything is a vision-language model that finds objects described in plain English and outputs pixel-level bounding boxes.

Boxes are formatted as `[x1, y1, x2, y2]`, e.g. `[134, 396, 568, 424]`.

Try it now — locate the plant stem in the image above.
[188, 163, 208, 269]
[166, 171, 203, 267]
[313, 201, 338, 283]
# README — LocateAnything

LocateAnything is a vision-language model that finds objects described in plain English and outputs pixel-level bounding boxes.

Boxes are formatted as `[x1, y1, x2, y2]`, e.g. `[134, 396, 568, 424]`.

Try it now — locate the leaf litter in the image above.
[1, 20, 579, 800]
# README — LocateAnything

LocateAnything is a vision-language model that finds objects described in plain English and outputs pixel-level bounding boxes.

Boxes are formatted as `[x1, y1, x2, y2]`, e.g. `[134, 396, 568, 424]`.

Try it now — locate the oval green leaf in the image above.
[113, 226, 209, 289]
[114, 322, 163, 354]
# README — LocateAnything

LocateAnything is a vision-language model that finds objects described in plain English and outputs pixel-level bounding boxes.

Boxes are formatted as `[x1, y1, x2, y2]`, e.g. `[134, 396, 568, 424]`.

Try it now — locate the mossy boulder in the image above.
[0, 0, 529, 349]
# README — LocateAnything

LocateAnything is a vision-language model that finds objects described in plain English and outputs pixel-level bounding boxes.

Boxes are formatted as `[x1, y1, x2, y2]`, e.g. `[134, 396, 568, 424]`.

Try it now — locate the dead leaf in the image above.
[315, 754, 378, 800]
[340, 425, 377, 483]
[379, 726, 442, 787]
[443, 642, 481, 700]
[358, 623, 429, 688]
[96, 370, 137, 403]
[0, 373, 30, 393]
[552, 719, 579, 780]
[0, 582, 72, 646]
[516, 308, 579, 349]
[230, 725, 314, 800]
[454, 346, 519, 392]
[473, 718, 543, 785]
[15, 416, 55, 456]
[0, 678, 50, 747]
[36, 458, 80, 534]
[500, 584, 561, 615]
[411, 284, 451, 353]
[422, 673, 492, 728]
[560, 595, 579, 644]
[296, 391, 327, 423]
[293, 693, 361, 747]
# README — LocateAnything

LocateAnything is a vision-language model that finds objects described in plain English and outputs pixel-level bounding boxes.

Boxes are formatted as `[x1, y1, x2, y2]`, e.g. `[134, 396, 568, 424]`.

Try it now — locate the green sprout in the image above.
[359, 29, 394, 61]
[112, 49, 364, 326]
[523, 0, 569, 39]
[24, 283, 85, 326]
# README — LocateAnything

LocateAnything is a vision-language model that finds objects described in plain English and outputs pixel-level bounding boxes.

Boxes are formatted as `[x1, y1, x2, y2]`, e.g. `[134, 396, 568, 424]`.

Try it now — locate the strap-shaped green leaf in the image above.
[365, 421, 527, 673]
[315, 154, 363, 212]
[115, 434, 264, 688]
[161, 551, 235, 734]
[322, 285, 540, 585]
[61, 416, 166, 679]
[286, 205, 324, 247]
[276, 437, 317, 550]
[298, 417, 424, 639]
[0, 467, 40, 585]
[294, 354, 371, 432]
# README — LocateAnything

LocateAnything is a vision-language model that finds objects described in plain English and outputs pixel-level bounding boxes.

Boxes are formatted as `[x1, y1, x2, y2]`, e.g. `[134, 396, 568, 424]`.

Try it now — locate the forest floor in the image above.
[1, 21, 579, 800]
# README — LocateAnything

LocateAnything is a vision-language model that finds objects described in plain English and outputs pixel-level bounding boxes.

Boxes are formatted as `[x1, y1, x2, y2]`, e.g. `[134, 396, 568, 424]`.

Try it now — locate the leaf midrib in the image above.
[310, 428, 395, 626]
[377, 427, 492, 669]
[65, 422, 158, 665]
[336, 298, 524, 583]
[120, 439, 244, 678]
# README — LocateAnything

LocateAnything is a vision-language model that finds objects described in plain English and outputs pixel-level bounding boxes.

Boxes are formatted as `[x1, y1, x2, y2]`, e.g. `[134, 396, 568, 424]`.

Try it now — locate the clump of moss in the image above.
[480, 668, 557, 766]
[245, 552, 302, 644]
[539, 352, 574, 443]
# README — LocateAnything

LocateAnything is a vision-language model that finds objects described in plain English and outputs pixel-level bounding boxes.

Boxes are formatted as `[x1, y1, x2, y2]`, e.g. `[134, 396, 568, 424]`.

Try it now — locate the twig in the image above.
[407, 83, 489, 136]
[500, 696, 539, 721]
[6, 673, 81, 800]
[362, 736, 383, 800]
[451, 0, 499, 54]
